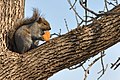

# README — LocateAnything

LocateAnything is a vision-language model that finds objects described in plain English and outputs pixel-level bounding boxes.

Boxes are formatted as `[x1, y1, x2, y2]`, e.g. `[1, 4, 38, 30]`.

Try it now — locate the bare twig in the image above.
[82, 65, 86, 71]
[115, 0, 118, 5]
[67, 0, 84, 24]
[100, 51, 105, 73]
[97, 51, 108, 80]
[111, 57, 120, 68]
[79, 0, 98, 16]
[111, 0, 118, 5]
[79, 0, 120, 18]
[59, 29, 61, 35]
[69, 61, 86, 70]
[114, 63, 120, 70]
[68, 0, 95, 25]
[50, 29, 62, 37]
[83, 54, 105, 80]
[104, 0, 109, 11]
[74, 7, 79, 27]
[70, 0, 77, 10]
[111, 57, 120, 70]
[64, 19, 69, 32]
[106, 1, 116, 6]
[97, 64, 108, 80]
[50, 33, 60, 37]
[97, 64, 108, 74]
[84, 0, 87, 25]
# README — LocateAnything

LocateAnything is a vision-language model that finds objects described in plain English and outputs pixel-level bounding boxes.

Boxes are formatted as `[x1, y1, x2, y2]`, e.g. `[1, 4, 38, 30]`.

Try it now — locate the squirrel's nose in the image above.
[49, 27, 51, 30]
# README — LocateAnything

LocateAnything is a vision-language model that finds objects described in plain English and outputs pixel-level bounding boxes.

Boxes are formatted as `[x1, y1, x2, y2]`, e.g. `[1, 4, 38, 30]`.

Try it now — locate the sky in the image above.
[25, 0, 120, 80]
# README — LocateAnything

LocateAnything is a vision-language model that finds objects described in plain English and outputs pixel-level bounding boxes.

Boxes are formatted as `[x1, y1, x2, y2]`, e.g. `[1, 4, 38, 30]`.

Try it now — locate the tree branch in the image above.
[83, 54, 105, 80]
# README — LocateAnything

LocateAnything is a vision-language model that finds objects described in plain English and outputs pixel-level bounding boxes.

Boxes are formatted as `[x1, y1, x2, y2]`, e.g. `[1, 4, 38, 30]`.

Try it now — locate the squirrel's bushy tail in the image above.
[14, 8, 39, 30]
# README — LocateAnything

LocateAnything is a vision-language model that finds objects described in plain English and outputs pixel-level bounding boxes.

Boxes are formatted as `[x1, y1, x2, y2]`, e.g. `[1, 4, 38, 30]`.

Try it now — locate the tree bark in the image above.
[0, 0, 120, 80]
[0, 0, 24, 51]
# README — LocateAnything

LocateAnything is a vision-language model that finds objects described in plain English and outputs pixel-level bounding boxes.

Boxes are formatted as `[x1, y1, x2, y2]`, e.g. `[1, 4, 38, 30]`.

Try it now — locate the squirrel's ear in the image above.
[37, 17, 42, 23]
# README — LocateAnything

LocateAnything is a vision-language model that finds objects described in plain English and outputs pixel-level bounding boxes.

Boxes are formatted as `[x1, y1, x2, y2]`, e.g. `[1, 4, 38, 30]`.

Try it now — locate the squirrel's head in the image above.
[36, 17, 51, 41]
[37, 17, 51, 31]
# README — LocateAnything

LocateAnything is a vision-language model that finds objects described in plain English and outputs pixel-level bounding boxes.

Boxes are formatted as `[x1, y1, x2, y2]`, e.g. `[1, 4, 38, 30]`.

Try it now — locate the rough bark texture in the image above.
[0, 0, 120, 80]
[0, 0, 24, 52]
[0, 0, 25, 79]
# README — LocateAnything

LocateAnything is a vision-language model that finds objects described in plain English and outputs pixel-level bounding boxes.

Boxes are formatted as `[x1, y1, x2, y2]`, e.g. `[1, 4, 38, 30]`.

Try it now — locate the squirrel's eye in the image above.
[43, 23, 46, 25]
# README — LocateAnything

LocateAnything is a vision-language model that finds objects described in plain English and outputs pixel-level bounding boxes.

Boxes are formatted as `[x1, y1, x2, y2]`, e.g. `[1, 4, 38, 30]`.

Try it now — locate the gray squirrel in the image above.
[8, 8, 51, 53]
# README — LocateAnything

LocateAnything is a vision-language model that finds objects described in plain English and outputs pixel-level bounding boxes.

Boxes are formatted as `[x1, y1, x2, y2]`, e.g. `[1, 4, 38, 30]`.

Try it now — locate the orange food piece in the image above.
[42, 31, 50, 41]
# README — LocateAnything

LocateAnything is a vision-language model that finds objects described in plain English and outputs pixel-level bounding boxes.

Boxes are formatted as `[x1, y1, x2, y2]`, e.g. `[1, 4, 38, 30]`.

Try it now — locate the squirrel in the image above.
[7, 8, 51, 53]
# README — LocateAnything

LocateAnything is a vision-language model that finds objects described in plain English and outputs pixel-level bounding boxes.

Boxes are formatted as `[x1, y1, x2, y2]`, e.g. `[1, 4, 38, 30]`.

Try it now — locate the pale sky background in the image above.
[25, 0, 120, 80]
